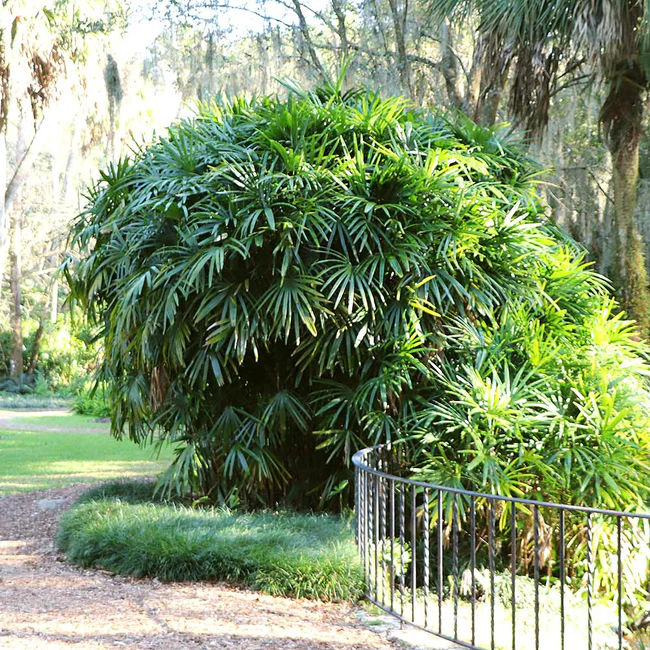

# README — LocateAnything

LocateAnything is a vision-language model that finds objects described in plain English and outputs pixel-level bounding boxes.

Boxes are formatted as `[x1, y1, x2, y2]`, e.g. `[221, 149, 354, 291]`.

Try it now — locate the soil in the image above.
[0, 486, 396, 650]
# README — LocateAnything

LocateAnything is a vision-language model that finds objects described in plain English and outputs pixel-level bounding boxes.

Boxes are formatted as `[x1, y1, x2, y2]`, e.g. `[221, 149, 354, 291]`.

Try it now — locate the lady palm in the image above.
[65, 82, 650, 509]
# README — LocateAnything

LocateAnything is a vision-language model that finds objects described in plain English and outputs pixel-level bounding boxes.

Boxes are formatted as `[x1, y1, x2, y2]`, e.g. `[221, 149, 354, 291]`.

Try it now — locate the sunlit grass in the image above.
[0, 409, 108, 429]
[0, 411, 173, 495]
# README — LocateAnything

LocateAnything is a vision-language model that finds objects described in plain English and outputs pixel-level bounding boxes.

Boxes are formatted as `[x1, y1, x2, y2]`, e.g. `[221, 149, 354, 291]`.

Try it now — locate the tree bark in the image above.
[50, 278, 59, 324]
[465, 33, 484, 118]
[290, 0, 327, 80]
[9, 210, 22, 378]
[439, 22, 463, 109]
[472, 35, 513, 127]
[386, 0, 412, 98]
[27, 320, 44, 376]
[331, 0, 349, 58]
[601, 62, 650, 331]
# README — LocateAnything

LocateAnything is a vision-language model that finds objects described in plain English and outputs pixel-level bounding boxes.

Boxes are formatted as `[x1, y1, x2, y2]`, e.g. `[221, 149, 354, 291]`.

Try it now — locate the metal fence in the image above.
[353, 444, 650, 650]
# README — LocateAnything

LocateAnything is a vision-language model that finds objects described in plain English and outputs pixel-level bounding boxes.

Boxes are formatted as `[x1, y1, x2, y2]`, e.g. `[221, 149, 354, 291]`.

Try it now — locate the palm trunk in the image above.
[601, 64, 650, 332]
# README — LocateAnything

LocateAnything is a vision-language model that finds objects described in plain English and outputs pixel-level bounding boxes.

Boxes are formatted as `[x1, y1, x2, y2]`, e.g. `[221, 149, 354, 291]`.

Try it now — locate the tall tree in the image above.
[428, 0, 650, 331]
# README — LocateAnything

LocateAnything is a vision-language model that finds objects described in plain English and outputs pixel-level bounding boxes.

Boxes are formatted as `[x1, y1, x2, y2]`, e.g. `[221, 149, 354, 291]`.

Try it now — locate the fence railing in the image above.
[353, 444, 650, 650]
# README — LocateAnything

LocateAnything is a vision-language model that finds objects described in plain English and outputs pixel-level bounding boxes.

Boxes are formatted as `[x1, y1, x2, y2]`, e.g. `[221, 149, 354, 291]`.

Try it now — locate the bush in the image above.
[72, 381, 110, 418]
[0, 318, 102, 393]
[57, 494, 364, 602]
[64, 81, 650, 512]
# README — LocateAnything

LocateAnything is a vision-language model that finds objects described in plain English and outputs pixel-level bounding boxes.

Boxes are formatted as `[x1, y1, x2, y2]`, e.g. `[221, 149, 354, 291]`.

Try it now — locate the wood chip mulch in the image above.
[0, 486, 396, 650]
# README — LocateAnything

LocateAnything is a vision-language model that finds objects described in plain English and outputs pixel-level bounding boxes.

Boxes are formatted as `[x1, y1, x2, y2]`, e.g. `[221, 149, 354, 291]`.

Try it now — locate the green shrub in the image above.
[72, 381, 110, 418]
[0, 318, 102, 393]
[64, 81, 650, 513]
[57, 497, 364, 602]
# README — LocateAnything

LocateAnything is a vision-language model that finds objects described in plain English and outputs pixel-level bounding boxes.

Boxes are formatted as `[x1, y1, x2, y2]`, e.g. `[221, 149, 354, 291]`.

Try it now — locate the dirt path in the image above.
[0, 486, 396, 650]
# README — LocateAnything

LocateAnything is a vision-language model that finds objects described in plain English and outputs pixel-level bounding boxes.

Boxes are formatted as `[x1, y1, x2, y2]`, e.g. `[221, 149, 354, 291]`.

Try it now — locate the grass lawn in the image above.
[0, 410, 173, 495]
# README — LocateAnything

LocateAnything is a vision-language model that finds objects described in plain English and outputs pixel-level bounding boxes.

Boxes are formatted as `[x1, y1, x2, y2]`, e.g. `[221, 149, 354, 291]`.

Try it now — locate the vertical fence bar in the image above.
[411, 484, 417, 624]
[617, 516, 622, 650]
[510, 503, 516, 650]
[399, 482, 405, 618]
[390, 478, 395, 613]
[359, 467, 364, 569]
[470, 496, 476, 647]
[489, 500, 496, 650]
[381, 473, 387, 606]
[364, 464, 368, 589]
[452, 495, 459, 641]
[560, 508, 566, 650]
[423, 488, 430, 628]
[534, 505, 540, 650]
[355, 465, 359, 547]
[438, 489, 444, 635]
[587, 512, 594, 650]
[374, 473, 379, 604]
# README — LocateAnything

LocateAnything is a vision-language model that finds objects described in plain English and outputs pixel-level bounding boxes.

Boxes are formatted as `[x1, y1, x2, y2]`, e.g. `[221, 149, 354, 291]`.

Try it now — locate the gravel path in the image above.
[0, 486, 396, 650]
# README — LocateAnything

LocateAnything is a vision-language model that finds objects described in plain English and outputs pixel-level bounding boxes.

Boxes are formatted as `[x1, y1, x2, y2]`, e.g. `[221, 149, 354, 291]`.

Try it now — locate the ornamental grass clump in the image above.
[57, 496, 363, 601]
[64, 81, 650, 513]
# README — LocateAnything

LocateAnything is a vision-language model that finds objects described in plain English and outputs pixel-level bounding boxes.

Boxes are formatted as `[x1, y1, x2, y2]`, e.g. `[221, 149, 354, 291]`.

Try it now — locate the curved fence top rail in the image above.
[352, 445, 650, 521]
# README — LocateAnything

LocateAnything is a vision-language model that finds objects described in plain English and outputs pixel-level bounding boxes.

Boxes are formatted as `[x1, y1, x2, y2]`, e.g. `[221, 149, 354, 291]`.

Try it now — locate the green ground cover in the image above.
[57, 482, 363, 602]
[0, 410, 173, 495]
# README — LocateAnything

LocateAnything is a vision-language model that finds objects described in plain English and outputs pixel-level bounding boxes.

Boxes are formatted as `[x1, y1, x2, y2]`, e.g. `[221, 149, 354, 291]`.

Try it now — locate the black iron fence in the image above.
[353, 444, 650, 650]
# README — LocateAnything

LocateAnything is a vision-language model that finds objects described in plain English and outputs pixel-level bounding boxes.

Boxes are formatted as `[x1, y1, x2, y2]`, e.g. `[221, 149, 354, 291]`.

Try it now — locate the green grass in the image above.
[0, 409, 108, 430]
[0, 410, 173, 495]
[57, 491, 364, 602]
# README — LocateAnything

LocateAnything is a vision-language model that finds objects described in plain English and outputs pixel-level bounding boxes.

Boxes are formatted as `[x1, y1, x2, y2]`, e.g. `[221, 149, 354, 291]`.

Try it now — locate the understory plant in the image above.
[57, 494, 363, 601]
[64, 80, 650, 517]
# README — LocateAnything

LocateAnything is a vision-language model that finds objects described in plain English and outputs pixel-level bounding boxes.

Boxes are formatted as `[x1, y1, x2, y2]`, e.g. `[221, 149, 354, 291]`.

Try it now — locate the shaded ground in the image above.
[0, 486, 397, 650]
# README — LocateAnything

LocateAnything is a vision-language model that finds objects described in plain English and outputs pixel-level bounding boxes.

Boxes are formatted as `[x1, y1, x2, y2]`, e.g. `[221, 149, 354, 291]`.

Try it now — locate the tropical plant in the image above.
[64, 81, 650, 512]
[427, 0, 650, 331]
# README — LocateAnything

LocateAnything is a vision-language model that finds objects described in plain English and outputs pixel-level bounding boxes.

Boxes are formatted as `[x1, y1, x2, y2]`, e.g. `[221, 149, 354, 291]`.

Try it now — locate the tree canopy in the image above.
[428, 0, 650, 332]
[65, 83, 650, 510]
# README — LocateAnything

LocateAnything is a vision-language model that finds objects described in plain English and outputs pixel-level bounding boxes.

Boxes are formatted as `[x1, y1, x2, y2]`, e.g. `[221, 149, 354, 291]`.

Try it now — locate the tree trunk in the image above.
[50, 277, 59, 324]
[290, 0, 327, 81]
[439, 22, 463, 109]
[9, 210, 22, 378]
[27, 320, 44, 376]
[601, 63, 650, 332]
[386, 0, 412, 98]
[473, 35, 513, 127]
[465, 34, 484, 118]
[0, 114, 50, 286]
[0, 132, 5, 250]
[331, 0, 350, 59]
